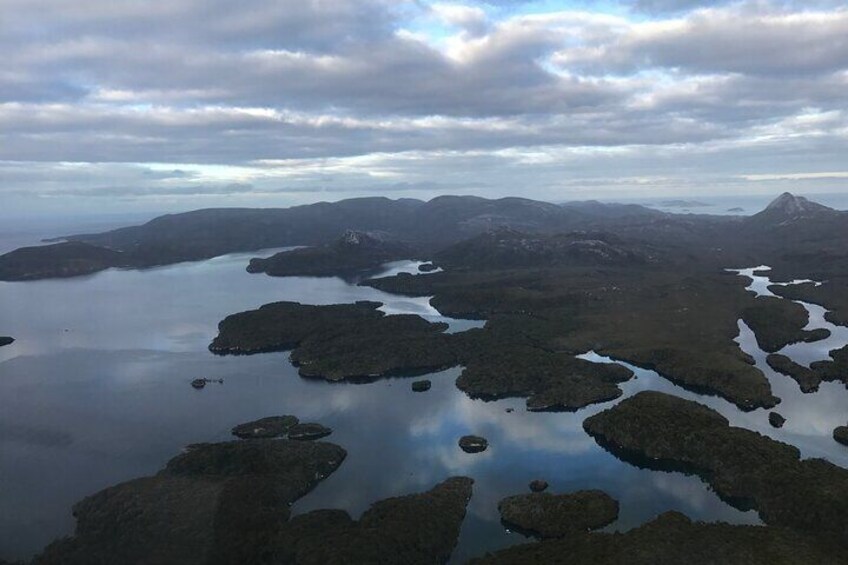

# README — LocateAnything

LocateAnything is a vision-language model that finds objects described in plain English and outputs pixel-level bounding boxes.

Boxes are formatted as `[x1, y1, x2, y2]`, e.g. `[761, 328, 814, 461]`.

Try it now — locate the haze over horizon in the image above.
[3, 0, 848, 216]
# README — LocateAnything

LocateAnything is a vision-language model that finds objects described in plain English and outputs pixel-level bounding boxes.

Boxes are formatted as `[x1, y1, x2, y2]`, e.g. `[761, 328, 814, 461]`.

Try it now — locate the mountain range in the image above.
[0, 192, 844, 281]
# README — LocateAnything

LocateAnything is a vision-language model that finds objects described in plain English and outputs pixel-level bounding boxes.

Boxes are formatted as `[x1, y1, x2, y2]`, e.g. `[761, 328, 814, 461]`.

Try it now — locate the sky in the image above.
[2, 0, 847, 216]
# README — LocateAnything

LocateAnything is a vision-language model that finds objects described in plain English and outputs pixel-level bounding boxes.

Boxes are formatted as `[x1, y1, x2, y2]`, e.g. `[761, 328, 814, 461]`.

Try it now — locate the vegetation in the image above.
[766, 354, 820, 392]
[271, 477, 473, 564]
[247, 230, 417, 278]
[34, 439, 347, 565]
[231, 416, 299, 439]
[498, 490, 619, 538]
[583, 392, 848, 541]
[771, 280, 848, 326]
[472, 511, 846, 564]
[741, 296, 828, 353]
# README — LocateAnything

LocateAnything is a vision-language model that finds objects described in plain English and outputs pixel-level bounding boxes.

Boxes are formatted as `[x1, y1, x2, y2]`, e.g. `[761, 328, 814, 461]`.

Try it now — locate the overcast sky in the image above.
[2, 0, 847, 215]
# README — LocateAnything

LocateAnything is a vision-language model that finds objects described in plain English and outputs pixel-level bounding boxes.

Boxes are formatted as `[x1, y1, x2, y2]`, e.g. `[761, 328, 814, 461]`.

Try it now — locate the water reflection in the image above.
[3, 257, 844, 561]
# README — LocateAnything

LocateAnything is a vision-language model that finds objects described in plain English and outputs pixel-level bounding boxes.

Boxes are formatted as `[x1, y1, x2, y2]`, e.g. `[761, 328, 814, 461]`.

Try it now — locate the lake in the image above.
[1, 246, 846, 562]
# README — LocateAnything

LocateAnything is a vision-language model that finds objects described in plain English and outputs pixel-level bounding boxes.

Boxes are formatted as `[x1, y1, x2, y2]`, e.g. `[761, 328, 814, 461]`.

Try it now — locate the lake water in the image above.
[1, 246, 847, 561]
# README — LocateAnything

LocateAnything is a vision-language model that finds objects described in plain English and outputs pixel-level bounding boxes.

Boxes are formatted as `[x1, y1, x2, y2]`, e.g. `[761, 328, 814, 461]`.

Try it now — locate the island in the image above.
[498, 490, 619, 538]
[0, 336, 13, 347]
[33, 415, 473, 565]
[583, 391, 848, 540]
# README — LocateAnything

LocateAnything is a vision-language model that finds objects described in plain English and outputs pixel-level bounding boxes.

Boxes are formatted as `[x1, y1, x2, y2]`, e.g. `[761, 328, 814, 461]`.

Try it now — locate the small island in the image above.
[498, 490, 619, 538]
[0, 336, 13, 347]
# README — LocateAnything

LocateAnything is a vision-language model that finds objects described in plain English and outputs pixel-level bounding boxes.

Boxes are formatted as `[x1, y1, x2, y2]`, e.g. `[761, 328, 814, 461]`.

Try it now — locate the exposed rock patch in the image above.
[498, 490, 619, 538]
[0, 336, 13, 347]
[434, 229, 655, 270]
[287, 423, 332, 441]
[247, 230, 414, 278]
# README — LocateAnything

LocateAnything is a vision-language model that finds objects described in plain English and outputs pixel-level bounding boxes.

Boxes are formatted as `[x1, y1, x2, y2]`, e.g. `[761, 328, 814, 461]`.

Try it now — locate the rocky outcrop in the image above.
[271, 477, 473, 565]
[247, 230, 415, 278]
[0, 336, 13, 347]
[835, 426, 848, 447]
[498, 490, 619, 538]
[583, 391, 848, 542]
[434, 229, 655, 270]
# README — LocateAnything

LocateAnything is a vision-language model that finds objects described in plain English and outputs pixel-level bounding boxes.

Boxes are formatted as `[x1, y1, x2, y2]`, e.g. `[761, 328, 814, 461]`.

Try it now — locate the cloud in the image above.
[553, 5, 848, 77]
[0, 0, 846, 212]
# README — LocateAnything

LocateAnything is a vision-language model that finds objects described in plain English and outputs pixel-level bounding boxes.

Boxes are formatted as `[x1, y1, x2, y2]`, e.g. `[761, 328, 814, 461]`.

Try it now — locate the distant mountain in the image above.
[748, 192, 836, 227]
[1, 192, 844, 281]
[740, 192, 848, 278]
[656, 200, 710, 208]
[434, 228, 656, 270]
[247, 230, 416, 277]
[0, 196, 663, 280]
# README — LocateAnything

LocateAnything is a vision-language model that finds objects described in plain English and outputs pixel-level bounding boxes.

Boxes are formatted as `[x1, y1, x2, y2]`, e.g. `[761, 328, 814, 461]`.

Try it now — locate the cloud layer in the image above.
[1, 0, 846, 213]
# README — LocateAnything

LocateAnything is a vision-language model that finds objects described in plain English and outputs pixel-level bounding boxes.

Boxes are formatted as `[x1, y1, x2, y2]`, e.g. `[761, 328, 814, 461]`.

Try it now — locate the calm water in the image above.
[631, 191, 848, 216]
[1, 244, 847, 561]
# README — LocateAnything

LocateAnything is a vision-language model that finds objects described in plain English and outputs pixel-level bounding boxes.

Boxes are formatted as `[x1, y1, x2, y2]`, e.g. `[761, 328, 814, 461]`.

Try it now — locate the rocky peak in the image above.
[339, 230, 382, 247]
[764, 192, 831, 217]
[751, 192, 834, 227]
